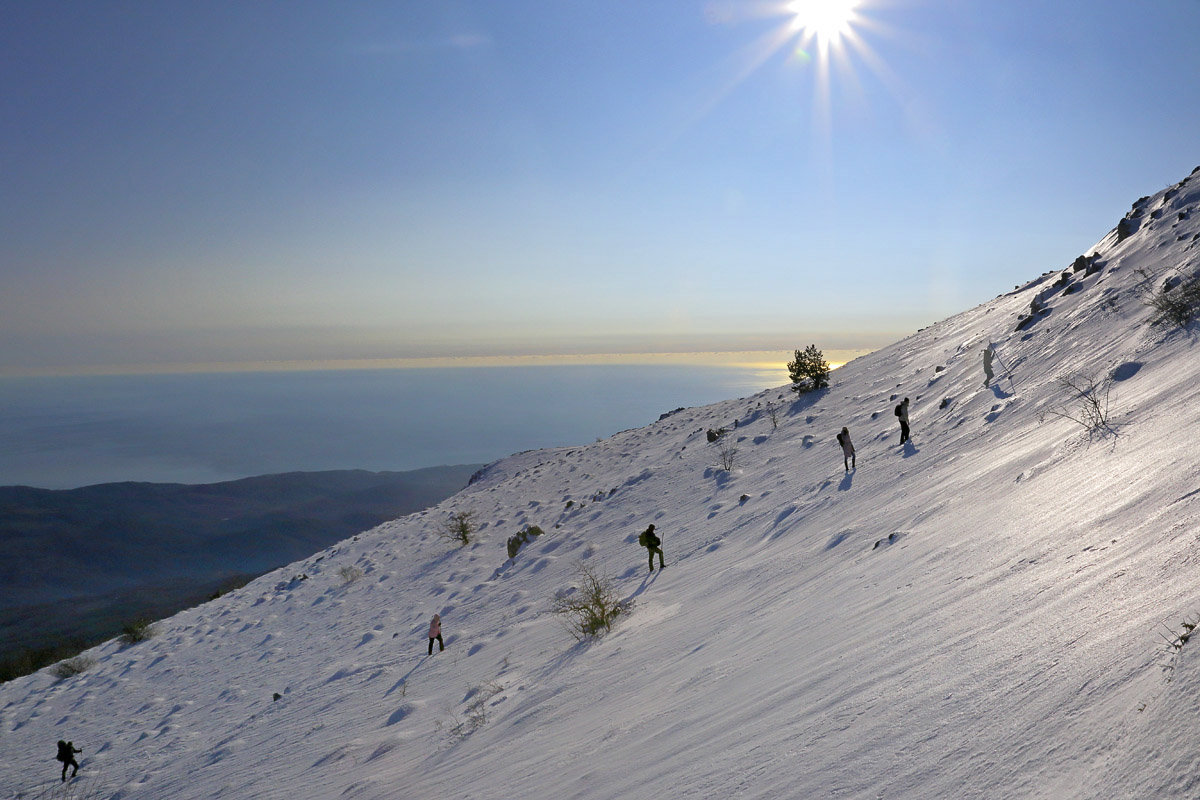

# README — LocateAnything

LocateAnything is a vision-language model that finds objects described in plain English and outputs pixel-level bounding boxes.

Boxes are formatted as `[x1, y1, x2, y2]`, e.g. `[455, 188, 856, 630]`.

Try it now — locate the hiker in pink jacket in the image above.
[427, 614, 444, 655]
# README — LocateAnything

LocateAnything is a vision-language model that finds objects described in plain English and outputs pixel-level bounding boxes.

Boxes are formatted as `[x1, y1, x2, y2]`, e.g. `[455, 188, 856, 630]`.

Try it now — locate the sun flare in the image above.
[786, 0, 860, 47]
[690, 0, 882, 155]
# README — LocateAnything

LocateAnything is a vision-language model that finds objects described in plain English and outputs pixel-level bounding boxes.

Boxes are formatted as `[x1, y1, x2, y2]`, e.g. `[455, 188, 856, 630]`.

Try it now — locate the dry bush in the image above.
[717, 441, 738, 471]
[445, 682, 504, 739]
[1045, 373, 1116, 436]
[51, 655, 96, 681]
[552, 562, 628, 640]
[120, 619, 156, 647]
[1145, 276, 1200, 327]
[337, 565, 364, 584]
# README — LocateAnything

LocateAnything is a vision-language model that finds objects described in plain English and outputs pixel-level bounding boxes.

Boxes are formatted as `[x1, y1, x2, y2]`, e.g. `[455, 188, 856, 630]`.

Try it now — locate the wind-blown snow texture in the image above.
[4, 169, 1200, 799]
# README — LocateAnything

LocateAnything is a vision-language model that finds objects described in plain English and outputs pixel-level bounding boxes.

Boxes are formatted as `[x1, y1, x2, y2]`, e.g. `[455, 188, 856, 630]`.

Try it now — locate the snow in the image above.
[3, 168, 1200, 799]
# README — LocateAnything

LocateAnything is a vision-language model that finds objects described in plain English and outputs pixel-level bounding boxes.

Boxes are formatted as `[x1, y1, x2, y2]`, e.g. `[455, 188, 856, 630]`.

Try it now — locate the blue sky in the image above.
[4, 1, 1200, 374]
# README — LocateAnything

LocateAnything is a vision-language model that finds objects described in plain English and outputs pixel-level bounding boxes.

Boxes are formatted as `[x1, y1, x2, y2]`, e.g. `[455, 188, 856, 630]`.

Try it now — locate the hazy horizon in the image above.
[0, 359, 793, 489]
[0, 347, 873, 379]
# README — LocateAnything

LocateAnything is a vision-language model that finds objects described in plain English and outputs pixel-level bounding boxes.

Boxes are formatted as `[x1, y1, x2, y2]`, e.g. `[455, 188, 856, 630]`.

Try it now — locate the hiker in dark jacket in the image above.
[56, 740, 81, 782]
[836, 427, 856, 472]
[639, 524, 666, 572]
[896, 397, 911, 444]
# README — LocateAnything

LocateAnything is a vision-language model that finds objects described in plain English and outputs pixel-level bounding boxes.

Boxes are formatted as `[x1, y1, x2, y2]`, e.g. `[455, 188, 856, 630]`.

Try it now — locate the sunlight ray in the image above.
[650, 21, 801, 157]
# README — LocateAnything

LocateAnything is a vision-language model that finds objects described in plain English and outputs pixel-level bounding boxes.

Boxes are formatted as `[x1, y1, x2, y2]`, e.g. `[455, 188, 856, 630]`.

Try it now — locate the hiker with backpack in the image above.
[638, 524, 666, 572]
[427, 613, 444, 655]
[895, 397, 911, 444]
[55, 740, 81, 782]
[983, 345, 995, 388]
[836, 427, 855, 472]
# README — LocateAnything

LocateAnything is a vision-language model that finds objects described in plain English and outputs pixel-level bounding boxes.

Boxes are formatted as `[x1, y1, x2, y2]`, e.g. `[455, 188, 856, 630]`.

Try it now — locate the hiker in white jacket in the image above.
[836, 427, 856, 472]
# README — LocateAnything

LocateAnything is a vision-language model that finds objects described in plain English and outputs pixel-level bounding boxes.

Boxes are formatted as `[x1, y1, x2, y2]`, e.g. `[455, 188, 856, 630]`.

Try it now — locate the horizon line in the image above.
[0, 348, 876, 379]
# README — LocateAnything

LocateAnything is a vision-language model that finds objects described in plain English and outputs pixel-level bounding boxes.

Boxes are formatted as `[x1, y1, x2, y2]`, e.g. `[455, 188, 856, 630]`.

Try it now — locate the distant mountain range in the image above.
[0, 465, 482, 664]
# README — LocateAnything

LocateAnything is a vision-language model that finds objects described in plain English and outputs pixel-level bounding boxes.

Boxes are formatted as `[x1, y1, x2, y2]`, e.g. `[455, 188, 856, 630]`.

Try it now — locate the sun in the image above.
[786, 0, 860, 48]
[685, 0, 881, 149]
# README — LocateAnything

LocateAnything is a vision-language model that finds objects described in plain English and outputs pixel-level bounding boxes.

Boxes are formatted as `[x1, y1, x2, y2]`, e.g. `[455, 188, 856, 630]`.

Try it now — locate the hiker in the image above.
[982, 345, 995, 387]
[895, 397, 911, 444]
[56, 740, 81, 782]
[639, 524, 666, 572]
[836, 427, 856, 472]
[427, 613, 444, 655]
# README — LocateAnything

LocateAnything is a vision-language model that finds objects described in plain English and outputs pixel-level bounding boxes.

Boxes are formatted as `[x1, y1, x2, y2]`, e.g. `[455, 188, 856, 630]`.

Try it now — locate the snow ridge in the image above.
[3, 167, 1200, 799]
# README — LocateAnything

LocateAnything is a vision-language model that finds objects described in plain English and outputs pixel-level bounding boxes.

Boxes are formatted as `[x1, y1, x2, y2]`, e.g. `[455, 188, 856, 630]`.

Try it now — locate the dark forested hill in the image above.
[0, 465, 481, 665]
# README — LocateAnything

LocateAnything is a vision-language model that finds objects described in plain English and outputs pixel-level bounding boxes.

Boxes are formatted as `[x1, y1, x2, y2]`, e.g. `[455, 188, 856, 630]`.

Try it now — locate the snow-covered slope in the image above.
[4, 167, 1200, 800]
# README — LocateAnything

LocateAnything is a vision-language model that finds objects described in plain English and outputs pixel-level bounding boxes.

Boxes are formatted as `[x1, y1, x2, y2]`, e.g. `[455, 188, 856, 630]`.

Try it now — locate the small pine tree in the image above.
[438, 510, 477, 547]
[787, 345, 830, 393]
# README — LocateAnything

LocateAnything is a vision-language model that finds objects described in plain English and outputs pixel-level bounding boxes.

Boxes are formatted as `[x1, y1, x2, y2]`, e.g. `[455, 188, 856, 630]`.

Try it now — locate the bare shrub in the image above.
[51, 655, 96, 681]
[445, 681, 504, 739]
[552, 562, 628, 640]
[1158, 614, 1199, 683]
[765, 401, 779, 430]
[717, 441, 738, 471]
[1134, 266, 1200, 328]
[337, 565, 364, 584]
[120, 619, 156, 647]
[1044, 373, 1115, 436]
[1145, 275, 1200, 327]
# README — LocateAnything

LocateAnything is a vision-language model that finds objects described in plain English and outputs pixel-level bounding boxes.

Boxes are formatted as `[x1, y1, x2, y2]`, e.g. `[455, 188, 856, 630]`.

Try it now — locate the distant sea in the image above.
[0, 363, 786, 489]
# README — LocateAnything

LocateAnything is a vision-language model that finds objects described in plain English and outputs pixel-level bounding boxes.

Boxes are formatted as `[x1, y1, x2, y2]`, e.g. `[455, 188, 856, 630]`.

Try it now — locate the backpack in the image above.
[638, 531, 648, 547]
[894, 404, 902, 417]
[836, 432, 845, 447]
